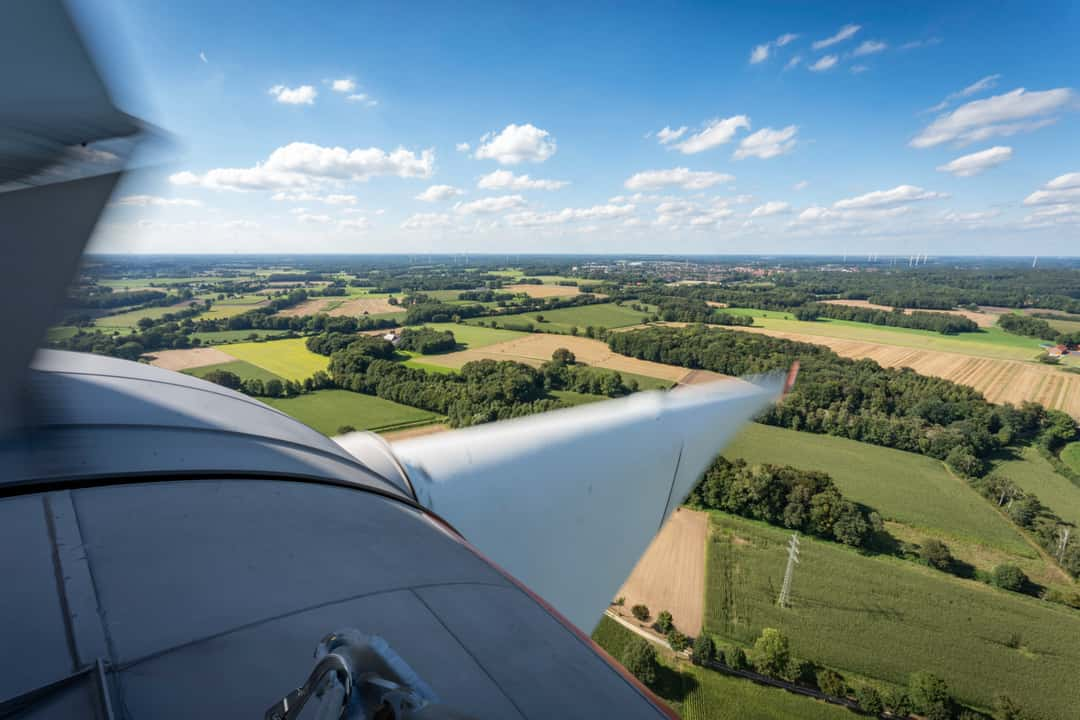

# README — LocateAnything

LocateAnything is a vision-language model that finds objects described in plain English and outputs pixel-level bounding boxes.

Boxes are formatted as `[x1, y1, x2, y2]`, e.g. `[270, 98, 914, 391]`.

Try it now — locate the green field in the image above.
[182, 360, 283, 384]
[619, 371, 675, 391]
[993, 444, 1080, 527]
[464, 302, 648, 334]
[262, 389, 439, 434]
[705, 513, 1080, 720]
[97, 276, 225, 289]
[94, 300, 204, 329]
[421, 322, 526, 348]
[191, 329, 291, 344]
[724, 424, 1032, 555]
[222, 338, 329, 381]
[46, 326, 81, 341]
[1046, 317, 1080, 334]
[591, 616, 851, 720]
[1063, 442, 1080, 475]
[724, 308, 1045, 361]
[202, 294, 269, 319]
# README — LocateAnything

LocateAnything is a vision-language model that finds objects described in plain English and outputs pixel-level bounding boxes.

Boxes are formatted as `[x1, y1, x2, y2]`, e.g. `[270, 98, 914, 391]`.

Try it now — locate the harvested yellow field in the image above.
[739, 327, 1080, 420]
[146, 347, 237, 371]
[822, 299, 1000, 328]
[418, 333, 693, 382]
[615, 508, 708, 636]
[381, 423, 450, 442]
[505, 283, 581, 298]
[278, 296, 398, 317]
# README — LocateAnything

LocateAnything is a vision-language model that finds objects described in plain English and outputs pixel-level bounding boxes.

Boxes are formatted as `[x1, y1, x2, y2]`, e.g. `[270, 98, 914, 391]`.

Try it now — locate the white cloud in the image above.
[793, 180, 809, 190]
[750, 33, 800, 64]
[477, 169, 568, 191]
[834, 184, 947, 209]
[324, 194, 358, 205]
[199, 51, 208, 64]
[809, 55, 838, 72]
[734, 125, 798, 159]
[940, 209, 1000, 224]
[852, 40, 886, 56]
[454, 194, 526, 214]
[271, 191, 356, 205]
[750, 44, 771, 64]
[1024, 173, 1080, 206]
[113, 195, 202, 207]
[750, 201, 791, 217]
[475, 123, 556, 164]
[456, 142, 471, 152]
[936, 146, 1012, 177]
[923, 74, 1002, 114]
[269, 84, 317, 105]
[401, 213, 452, 230]
[624, 168, 735, 190]
[506, 204, 635, 226]
[812, 24, 860, 50]
[170, 142, 434, 191]
[850, 65, 868, 74]
[331, 78, 356, 93]
[296, 213, 332, 225]
[656, 126, 688, 144]
[345, 93, 377, 107]
[674, 116, 751, 154]
[415, 184, 464, 202]
[911, 87, 1074, 148]
[785, 56, 802, 70]
[223, 219, 258, 229]
[338, 218, 369, 231]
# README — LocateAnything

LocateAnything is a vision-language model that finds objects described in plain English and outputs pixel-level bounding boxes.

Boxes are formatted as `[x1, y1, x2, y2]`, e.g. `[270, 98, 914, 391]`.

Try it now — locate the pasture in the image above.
[190, 329, 291, 344]
[222, 338, 329, 380]
[278, 296, 398, 317]
[202, 294, 268, 318]
[725, 423, 1032, 555]
[993, 445, 1080, 527]
[183, 360, 283, 384]
[261, 390, 439, 435]
[93, 299, 205, 329]
[421, 322, 526, 348]
[1063, 442, 1080, 475]
[465, 302, 647, 334]
[705, 513, 1080, 720]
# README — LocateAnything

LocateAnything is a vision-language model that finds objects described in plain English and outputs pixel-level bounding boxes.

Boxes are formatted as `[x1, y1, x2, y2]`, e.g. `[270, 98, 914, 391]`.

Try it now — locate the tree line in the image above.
[797, 303, 980, 335]
[999, 313, 1080, 346]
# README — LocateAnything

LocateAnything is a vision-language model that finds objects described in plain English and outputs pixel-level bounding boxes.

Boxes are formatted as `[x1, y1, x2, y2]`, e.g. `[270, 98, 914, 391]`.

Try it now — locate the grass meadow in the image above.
[724, 307, 1045, 361]
[261, 390, 438, 435]
[222, 338, 329, 380]
[724, 424, 1032, 555]
[705, 513, 1080, 720]
[993, 444, 1080, 527]
[421, 322, 526, 348]
[464, 302, 648, 334]
[1062, 442, 1080, 475]
[183, 360, 283, 383]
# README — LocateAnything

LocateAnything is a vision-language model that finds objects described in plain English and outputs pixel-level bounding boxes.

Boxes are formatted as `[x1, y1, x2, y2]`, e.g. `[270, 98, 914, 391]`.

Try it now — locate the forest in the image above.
[798, 303, 979, 334]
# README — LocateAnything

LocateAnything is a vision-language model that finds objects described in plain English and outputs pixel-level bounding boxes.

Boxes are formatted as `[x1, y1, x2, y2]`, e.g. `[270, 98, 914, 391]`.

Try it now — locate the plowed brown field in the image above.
[615, 508, 708, 636]
[147, 347, 237, 371]
[278, 297, 398, 317]
[739, 327, 1080, 419]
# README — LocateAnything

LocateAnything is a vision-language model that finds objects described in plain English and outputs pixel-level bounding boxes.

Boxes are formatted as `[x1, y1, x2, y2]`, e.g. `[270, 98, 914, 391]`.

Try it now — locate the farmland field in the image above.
[725, 423, 1032, 555]
[221, 338, 329, 380]
[725, 323, 1080, 420]
[504, 283, 581, 298]
[421, 322, 526, 348]
[278, 295, 399, 317]
[182, 360, 283, 384]
[93, 300, 205, 328]
[148, 347, 237, 371]
[190, 329, 291, 344]
[993, 445, 1080, 527]
[705, 513, 1080, 720]
[1063, 442, 1080, 475]
[464, 302, 647, 334]
[202, 294, 268, 318]
[591, 617, 851, 720]
[725, 307, 1044, 361]
[261, 390, 439, 435]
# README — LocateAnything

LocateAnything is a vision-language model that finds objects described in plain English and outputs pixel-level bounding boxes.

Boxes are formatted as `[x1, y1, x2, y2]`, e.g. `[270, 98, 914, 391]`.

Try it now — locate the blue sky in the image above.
[81, 0, 1080, 255]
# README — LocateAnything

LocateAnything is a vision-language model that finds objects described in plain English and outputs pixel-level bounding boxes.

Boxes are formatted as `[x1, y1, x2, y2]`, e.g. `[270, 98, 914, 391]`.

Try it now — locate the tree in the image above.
[691, 635, 715, 666]
[265, 378, 284, 398]
[752, 628, 790, 678]
[620, 638, 658, 686]
[202, 369, 242, 390]
[887, 690, 913, 717]
[946, 446, 985, 477]
[551, 347, 576, 365]
[728, 647, 749, 670]
[337, 425, 356, 434]
[653, 610, 673, 634]
[909, 671, 955, 720]
[667, 629, 689, 652]
[991, 564, 1027, 592]
[920, 538, 954, 572]
[630, 604, 650, 622]
[614, 596, 625, 607]
[816, 668, 846, 697]
[855, 685, 884, 714]
[992, 694, 1025, 720]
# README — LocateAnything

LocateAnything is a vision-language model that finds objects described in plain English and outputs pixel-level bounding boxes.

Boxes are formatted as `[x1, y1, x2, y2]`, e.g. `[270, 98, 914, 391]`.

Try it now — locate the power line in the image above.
[777, 532, 800, 609]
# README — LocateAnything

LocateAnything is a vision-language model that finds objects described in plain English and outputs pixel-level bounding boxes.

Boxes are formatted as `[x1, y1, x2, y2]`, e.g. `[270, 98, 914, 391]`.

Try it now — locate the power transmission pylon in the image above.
[1058, 527, 1071, 562]
[777, 532, 800, 609]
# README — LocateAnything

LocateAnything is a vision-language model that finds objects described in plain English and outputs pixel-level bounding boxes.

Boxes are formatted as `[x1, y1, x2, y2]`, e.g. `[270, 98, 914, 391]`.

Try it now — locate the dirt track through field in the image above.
[822, 299, 1000, 328]
[615, 508, 708, 636]
[739, 326, 1080, 419]
[147, 347, 237, 371]
[418, 333, 700, 382]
